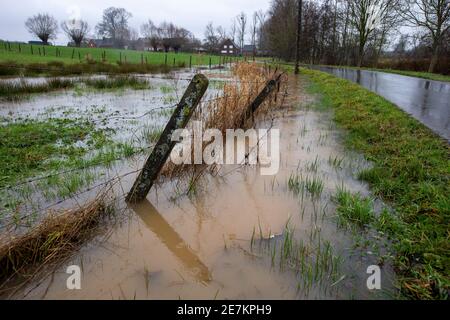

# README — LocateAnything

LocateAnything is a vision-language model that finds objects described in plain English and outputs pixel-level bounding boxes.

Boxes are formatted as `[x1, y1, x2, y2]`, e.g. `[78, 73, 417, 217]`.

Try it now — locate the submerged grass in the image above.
[303, 68, 450, 300]
[288, 173, 324, 199]
[333, 186, 375, 229]
[0, 118, 100, 187]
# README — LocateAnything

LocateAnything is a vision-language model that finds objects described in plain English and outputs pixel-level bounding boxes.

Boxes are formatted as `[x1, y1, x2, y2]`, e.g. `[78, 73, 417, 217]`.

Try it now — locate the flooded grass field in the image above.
[0, 65, 399, 299]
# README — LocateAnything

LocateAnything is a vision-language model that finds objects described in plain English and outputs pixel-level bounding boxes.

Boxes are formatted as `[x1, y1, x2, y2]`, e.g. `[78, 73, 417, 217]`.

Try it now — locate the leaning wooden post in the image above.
[126, 74, 209, 203]
[239, 73, 283, 128]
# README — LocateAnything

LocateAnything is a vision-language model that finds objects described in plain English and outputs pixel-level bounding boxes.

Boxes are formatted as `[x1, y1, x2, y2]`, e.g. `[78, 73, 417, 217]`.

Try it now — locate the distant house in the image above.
[242, 45, 257, 57]
[128, 38, 151, 51]
[84, 38, 125, 49]
[219, 39, 238, 56]
[28, 40, 51, 46]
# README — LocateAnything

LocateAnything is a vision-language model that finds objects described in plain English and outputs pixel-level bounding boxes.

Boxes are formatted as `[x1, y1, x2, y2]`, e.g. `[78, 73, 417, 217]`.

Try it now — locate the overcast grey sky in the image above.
[0, 0, 272, 45]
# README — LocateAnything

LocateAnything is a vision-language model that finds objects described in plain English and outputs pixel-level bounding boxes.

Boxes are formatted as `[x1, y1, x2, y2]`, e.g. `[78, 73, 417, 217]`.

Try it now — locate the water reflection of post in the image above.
[129, 199, 211, 284]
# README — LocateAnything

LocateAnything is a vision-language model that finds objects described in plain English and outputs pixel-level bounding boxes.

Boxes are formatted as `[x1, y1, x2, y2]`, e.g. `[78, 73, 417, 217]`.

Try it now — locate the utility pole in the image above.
[295, 0, 303, 74]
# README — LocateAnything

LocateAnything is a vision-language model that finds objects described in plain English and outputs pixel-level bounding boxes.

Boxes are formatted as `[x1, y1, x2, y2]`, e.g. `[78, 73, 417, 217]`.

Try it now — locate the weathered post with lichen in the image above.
[126, 74, 209, 203]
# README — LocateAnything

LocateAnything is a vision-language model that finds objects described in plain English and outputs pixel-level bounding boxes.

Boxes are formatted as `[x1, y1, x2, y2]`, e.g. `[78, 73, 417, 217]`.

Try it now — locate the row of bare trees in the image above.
[262, 0, 449, 73]
[141, 20, 195, 53]
[202, 11, 267, 54]
[25, 7, 197, 52]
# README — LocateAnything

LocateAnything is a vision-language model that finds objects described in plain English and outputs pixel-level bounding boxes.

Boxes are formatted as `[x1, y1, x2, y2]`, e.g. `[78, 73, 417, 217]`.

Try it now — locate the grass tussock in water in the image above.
[332, 187, 375, 229]
[0, 75, 152, 100]
[0, 78, 73, 100]
[83, 75, 150, 90]
[303, 67, 450, 300]
[0, 195, 113, 294]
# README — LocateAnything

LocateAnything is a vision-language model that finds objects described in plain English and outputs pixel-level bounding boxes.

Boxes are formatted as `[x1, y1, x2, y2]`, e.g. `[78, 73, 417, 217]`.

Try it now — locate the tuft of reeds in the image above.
[0, 194, 114, 293]
[161, 62, 286, 182]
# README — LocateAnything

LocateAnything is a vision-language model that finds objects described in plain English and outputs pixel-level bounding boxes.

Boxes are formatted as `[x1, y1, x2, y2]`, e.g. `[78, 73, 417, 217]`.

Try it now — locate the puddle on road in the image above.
[11, 76, 397, 300]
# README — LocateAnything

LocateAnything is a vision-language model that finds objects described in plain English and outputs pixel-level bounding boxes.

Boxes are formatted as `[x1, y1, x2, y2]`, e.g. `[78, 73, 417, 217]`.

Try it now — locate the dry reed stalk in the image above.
[0, 193, 113, 292]
[160, 62, 286, 186]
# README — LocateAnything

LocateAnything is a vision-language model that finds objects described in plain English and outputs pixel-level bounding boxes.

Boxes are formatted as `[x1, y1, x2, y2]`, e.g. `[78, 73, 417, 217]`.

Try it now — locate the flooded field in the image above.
[0, 67, 397, 300]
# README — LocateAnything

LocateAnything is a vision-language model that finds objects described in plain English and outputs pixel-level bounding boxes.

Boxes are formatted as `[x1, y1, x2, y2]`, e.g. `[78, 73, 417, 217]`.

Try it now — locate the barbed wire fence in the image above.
[0, 63, 287, 231]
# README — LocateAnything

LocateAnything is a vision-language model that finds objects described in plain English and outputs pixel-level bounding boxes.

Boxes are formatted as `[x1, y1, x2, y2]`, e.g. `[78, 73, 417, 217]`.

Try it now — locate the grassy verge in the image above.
[365, 68, 450, 83]
[0, 41, 225, 67]
[302, 68, 449, 299]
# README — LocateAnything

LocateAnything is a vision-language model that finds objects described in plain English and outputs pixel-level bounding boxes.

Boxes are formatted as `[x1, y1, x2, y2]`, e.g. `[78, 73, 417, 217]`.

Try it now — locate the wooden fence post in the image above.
[126, 74, 209, 203]
[31, 45, 34, 55]
[189, 56, 192, 69]
[239, 74, 283, 128]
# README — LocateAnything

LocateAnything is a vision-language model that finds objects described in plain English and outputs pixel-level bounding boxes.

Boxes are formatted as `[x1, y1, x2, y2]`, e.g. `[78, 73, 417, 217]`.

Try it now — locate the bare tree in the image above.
[61, 19, 89, 47]
[237, 12, 248, 54]
[25, 13, 58, 45]
[401, 0, 450, 72]
[250, 12, 258, 50]
[348, 0, 398, 67]
[216, 26, 227, 42]
[204, 22, 220, 53]
[230, 19, 238, 45]
[128, 28, 139, 41]
[141, 19, 160, 51]
[255, 10, 267, 50]
[96, 7, 132, 42]
[157, 22, 191, 53]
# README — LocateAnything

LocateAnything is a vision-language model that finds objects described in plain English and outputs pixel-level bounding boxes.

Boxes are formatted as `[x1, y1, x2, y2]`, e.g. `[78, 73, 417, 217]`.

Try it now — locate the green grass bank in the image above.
[302, 68, 449, 300]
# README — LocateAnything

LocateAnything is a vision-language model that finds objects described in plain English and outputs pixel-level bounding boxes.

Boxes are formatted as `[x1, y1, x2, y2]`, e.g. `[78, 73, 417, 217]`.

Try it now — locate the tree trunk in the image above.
[428, 42, 439, 73]
[357, 44, 364, 68]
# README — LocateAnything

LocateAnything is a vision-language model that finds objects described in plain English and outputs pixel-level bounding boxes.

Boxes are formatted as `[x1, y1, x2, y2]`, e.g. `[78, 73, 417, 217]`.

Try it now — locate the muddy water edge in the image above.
[6, 74, 398, 300]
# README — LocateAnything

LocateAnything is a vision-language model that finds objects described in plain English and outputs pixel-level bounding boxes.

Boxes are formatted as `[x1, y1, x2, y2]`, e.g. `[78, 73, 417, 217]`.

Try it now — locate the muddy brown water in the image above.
[4, 74, 397, 300]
